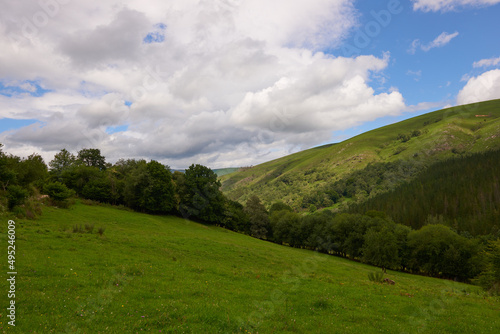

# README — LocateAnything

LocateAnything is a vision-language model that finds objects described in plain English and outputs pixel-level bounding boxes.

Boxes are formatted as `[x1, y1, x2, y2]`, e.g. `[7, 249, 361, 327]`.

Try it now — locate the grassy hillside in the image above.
[221, 100, 500, 208]
[214, 168, 241, 177]
[1, 203, 499, 333]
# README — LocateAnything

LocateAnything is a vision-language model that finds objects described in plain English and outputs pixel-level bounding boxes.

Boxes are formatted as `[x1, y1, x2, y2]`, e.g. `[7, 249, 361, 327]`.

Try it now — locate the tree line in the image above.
[243, 200, 488, 283]
[0, 145, 231, 225]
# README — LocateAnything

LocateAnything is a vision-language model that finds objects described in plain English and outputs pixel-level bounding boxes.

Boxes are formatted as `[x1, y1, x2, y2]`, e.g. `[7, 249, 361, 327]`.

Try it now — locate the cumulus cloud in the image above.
[231, 55, 404, 133]
[412, 0, 500, 12]
[457, 69, 500, 105]
[0, 0, 409, 168]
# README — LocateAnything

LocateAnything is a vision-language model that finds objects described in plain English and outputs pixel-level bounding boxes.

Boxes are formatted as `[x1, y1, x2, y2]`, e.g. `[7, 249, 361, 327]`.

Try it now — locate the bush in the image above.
[7, 185, 28, 210]
[44, 181, 74, 201]
[397, 133, 410, 142]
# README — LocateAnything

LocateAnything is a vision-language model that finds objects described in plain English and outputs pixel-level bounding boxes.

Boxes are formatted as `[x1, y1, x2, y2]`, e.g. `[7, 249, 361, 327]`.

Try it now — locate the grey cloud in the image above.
[59, 9, 151, 67]
[5, 120, 97, 152]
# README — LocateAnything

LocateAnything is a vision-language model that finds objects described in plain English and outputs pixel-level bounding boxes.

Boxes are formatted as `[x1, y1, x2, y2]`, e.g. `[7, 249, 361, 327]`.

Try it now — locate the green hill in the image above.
[1, 202, 499, 333]
[221, 100, 500, 209]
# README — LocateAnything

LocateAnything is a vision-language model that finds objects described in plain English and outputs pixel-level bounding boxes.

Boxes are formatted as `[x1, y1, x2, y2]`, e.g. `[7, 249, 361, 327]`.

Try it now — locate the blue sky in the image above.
[329, 0, 500, 139]
[0, 0, 499, 168]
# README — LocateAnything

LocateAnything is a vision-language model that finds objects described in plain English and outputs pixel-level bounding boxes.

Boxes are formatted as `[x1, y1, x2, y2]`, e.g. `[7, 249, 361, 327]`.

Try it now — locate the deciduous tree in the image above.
[179, 164, 225, 224]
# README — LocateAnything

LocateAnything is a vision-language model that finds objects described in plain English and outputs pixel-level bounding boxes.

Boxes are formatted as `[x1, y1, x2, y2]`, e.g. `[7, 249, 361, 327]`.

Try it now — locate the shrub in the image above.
[411, 130, 422, 138]
[44, 181, 74, 201]
[7, 185, 28, 210]
[397, 133, 410, 142]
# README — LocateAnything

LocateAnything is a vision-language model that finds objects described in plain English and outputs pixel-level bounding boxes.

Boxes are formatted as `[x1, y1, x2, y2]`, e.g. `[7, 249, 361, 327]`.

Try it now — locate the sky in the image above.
[0, 0, 499, 169]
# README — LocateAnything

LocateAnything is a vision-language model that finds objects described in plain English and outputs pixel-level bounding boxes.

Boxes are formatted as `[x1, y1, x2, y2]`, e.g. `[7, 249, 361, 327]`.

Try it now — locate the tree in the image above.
[17, 153, 48, 187]
[122, 160, 149, 210]
[81, 176, 112, 203]
[299, 212, 331, 250]
[77, 148, 106, 170]
[269, 201, 293, 215]
[362, 225, 401, 270]
[172, 171, 186, 210]
[141, 160, 175, 213]
[49, 149, 76, 177]
[0, 144, 17, 191]
[407, 224, 482, 280]
[223, 199, 249, 232]
[60, 164, 102, 196]
[476, 240, 500, 294]
[244, 195, 270, 239]
[331, 214, 375, 259]
[179, 164, 225, 224]
[121, 160, 175, 213]
[270, 210, 301, 246]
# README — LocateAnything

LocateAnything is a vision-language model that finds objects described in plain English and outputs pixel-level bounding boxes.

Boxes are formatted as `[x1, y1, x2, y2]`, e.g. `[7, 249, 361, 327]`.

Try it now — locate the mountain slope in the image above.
[221, 99, 500, 208]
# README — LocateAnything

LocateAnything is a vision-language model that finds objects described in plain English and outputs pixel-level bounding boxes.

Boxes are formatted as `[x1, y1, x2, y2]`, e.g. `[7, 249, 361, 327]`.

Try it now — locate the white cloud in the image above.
[412, 0, 500, 12]
[407, 39, 420, 55]
[408, 31, 459, 54]
[231, 55, 404, 134]
[457, 69, 500, 105]
[473, 56, 500, 68]
[0, 0, 409, 168]
[424, 31, 459, 51]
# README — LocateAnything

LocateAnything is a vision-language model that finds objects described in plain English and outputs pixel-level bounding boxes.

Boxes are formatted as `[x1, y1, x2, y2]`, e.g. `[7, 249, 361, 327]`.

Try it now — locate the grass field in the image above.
[1, 202, 499, 333]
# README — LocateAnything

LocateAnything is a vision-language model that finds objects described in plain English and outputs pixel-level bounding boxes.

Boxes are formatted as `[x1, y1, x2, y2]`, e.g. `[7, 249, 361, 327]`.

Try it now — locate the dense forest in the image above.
[347, 149, 500, 236]
[1, 144, 499, 293]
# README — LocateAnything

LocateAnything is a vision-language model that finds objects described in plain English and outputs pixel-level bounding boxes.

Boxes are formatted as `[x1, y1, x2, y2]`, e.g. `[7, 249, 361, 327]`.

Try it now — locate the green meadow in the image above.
[1, 202, 499, 333]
